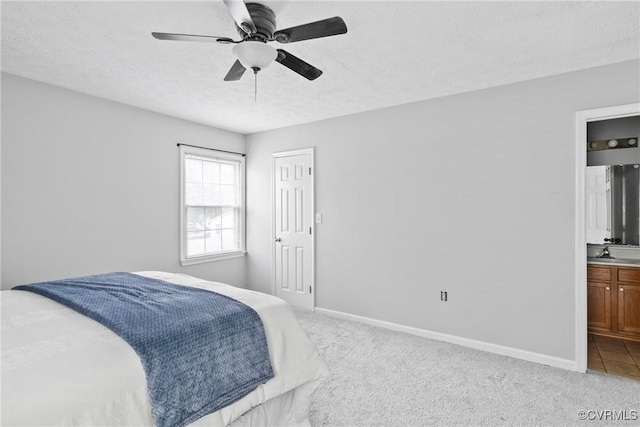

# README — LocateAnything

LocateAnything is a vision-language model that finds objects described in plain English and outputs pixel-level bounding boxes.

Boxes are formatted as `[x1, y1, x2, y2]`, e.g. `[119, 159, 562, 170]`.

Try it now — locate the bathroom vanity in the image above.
[587, 260, 640, 341]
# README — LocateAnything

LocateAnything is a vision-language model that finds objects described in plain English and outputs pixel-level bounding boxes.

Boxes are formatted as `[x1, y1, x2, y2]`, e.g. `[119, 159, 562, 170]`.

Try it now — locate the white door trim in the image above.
[574, 103, 640, 373]
[272, 148, 315, 309]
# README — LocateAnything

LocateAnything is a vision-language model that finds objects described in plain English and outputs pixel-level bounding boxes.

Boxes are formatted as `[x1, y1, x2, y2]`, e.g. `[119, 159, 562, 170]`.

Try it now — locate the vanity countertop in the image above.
[587, 257, 640, 267]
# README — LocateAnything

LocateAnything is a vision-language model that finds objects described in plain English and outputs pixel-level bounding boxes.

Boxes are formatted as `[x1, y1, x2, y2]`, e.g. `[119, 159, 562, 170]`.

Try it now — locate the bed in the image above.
[1, 271, 329, 426]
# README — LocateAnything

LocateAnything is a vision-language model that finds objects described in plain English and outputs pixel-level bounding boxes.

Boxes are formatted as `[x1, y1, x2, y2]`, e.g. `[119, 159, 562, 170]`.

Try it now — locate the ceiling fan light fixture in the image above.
[233, 41, 277, 70]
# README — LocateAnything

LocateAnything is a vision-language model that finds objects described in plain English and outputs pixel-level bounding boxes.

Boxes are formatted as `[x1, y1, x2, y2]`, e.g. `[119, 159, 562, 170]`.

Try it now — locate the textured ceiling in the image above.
[2, 1, 639, 134]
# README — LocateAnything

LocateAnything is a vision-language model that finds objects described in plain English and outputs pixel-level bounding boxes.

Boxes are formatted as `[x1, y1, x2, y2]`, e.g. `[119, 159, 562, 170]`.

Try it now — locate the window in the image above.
[180, 145, 245, 265]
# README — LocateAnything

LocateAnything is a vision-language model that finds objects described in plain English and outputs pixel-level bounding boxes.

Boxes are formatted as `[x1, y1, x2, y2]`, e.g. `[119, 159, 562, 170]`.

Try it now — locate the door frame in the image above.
[271, 147, 316, 310]
[574, 103, 640, 372]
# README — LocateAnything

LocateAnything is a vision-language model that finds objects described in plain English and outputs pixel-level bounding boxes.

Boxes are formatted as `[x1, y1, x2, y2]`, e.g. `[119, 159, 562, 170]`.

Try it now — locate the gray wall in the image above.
[1, 73, 247, 289]
[246, 60, 640, 362]
[587, 116, 640, 166]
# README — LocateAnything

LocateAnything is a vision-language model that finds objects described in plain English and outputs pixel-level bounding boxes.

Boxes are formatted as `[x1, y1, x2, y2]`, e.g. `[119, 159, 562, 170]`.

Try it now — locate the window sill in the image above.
[180, 251, 246, 266]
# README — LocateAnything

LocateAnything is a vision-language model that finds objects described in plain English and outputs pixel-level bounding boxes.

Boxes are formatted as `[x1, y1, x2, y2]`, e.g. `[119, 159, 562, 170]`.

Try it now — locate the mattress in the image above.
[1, 271, 329, 426]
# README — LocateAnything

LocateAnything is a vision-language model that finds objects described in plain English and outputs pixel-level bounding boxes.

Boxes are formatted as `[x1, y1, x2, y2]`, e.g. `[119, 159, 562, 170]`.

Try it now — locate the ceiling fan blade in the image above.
[273, 17, 347, 43]
[224, 60, 247, 81]
[223, 0, 257, 35]
[276, 49, 322, 81]
[151, 32, 236, 44]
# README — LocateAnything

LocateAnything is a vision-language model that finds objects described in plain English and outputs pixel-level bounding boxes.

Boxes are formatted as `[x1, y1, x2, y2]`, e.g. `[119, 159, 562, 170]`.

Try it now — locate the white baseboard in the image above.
[314, 307, 577, 372]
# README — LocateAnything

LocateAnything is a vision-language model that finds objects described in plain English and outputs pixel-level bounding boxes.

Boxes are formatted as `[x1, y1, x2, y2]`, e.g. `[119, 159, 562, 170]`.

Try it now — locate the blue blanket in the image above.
[14, 272, 274, 427]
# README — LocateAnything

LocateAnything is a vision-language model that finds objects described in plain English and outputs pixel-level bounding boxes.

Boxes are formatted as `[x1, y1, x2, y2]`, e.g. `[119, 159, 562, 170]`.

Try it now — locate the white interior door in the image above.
[586, 165, 610, 244]
[273, 150, 314, 309]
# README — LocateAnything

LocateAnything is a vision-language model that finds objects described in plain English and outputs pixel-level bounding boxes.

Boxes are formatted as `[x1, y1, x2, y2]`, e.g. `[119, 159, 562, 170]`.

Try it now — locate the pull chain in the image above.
[252, 67, 260, 102]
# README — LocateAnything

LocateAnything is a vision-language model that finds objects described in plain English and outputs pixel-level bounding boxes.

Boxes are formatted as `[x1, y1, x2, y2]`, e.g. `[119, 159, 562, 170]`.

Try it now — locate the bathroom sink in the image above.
[587, 257, 640, 265]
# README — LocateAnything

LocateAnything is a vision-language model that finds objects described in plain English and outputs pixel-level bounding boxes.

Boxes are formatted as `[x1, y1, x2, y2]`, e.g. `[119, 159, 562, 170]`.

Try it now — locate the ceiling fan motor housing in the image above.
[238, 3, 276, 41]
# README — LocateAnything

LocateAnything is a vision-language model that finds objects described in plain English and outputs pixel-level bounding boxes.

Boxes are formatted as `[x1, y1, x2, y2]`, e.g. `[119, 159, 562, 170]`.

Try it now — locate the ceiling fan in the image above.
[152, 0, 348, 82]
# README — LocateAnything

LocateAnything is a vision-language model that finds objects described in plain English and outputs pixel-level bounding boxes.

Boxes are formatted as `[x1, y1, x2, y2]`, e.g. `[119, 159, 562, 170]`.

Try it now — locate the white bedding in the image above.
[1, 271, 329, 426]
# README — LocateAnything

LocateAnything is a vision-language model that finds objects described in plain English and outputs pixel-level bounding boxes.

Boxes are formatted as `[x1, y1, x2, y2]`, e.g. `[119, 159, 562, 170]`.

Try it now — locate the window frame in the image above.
[179, 145, 246, 266]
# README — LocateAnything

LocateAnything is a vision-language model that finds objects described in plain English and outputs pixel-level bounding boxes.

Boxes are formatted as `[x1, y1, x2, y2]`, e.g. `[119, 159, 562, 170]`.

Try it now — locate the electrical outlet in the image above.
[440, 291, 448, 302]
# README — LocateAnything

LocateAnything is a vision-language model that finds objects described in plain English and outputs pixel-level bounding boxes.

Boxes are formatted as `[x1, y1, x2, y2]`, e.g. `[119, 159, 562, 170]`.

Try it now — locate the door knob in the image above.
[275, 237, 282, 242]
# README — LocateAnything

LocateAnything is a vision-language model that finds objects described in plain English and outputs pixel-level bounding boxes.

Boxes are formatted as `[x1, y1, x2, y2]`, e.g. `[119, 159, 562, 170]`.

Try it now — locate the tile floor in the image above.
[588, 334, 640, 380]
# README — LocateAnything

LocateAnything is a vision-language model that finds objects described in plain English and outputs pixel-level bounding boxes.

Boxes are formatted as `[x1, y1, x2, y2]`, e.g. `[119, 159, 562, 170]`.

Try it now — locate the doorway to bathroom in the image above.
[575, 103, 640, 380]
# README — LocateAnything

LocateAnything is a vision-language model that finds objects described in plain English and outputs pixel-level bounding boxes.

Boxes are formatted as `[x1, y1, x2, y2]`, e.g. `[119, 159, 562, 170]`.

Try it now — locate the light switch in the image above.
[315, 213, 323, 224]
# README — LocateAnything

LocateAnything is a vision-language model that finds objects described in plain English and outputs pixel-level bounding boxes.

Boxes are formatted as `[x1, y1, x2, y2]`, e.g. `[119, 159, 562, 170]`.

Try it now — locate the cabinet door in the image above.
[587, 281, 612, 331]
[618, 284, 640, 335]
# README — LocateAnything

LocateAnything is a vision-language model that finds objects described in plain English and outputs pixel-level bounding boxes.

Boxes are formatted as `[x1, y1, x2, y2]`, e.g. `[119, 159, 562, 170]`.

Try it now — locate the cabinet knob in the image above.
[619, 288, 624, 292]
[605, 287, 610, 290]
[275, 237, 282, 243]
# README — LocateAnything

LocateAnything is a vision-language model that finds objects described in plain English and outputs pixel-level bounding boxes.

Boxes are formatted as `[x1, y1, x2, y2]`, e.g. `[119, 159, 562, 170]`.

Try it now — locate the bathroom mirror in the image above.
[586, 164, 640, 246]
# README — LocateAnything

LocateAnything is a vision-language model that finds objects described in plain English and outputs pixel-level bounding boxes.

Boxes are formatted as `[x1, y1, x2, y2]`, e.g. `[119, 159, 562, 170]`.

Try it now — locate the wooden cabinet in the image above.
[617, 268, 640, 335]
[587, 264, 640, 341]
[587, 280, 612, 331]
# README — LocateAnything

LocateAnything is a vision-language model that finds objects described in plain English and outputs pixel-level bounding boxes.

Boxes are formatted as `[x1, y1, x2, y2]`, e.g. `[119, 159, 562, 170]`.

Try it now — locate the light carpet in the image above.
[294, 309, 640, 426]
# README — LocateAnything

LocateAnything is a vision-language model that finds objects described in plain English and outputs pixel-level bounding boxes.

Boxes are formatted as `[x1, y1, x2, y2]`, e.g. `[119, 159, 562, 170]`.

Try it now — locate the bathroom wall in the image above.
[587, 116, 640, 249]
[587, 116, 640, 166]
